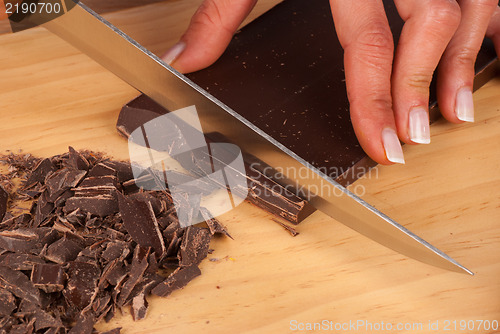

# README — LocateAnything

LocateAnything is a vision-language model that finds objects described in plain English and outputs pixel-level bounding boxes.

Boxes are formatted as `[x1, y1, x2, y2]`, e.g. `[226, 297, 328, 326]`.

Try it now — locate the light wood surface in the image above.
[1, 1, 499, 333]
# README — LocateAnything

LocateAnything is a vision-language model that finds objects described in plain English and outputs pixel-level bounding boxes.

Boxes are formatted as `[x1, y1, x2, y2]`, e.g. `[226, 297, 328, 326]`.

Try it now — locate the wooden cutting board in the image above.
[1, 1, 500, 333]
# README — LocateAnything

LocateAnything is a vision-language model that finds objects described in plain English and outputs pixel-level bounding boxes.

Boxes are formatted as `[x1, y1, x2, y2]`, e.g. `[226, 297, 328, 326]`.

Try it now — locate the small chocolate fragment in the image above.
[151, 264, 201, 297]
[31, 263, 65, 293]
[88, 162, 117, 177]
[101, 328, 122, 334]
[0, 289, 16, 317]
[45, 236, 83, 264]
[178, 226, 211, 267]
[117, 246, 150, 307]
[0, 265, 41, 306]
[63, 261, 100, 310]
[101, 240, 130, 263]
[199, 207, 232, 239]
[45, 168, 87, 202]
[2, 253, 45, 271]
[117, 192, 165, 256]
[64, 147, 90, 171]
[24, 158, 56, 187]
[0, 185, 8, 222]
[68, 310, 95, 334]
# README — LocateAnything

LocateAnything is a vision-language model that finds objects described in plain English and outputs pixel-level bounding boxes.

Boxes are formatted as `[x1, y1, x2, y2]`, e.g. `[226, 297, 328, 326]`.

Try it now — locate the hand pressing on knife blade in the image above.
[162, 0, 500, 165]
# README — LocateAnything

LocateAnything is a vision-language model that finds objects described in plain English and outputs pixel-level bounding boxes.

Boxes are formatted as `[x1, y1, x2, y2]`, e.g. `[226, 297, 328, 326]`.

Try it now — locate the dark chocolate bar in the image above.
[186, 0, 498, 186]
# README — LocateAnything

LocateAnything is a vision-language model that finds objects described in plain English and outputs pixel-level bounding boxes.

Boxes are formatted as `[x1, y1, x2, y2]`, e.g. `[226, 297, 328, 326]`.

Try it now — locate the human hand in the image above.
[163, 0, 500, 165]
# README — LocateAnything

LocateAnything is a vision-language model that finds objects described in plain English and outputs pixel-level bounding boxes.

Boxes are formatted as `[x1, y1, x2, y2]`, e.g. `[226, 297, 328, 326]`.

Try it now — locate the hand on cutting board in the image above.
[163, 0, 500, 165]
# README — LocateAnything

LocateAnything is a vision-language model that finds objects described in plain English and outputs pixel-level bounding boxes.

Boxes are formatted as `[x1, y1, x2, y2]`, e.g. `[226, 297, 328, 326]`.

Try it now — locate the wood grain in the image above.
[0, 1, 499, 333]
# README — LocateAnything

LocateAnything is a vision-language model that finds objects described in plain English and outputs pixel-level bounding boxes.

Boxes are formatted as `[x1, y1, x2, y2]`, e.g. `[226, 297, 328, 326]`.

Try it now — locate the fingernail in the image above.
[408, 107, 430, 144]
[382, 128, 405, 164]
[162, 41, 186, 65]
[455, 87, 474, 122]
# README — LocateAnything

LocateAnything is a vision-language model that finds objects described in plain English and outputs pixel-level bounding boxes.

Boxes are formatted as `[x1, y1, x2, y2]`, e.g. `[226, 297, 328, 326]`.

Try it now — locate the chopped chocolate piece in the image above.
[53, 189, 74, 208]
[151, 264, 201, 297]
[45, 168, 87, 202]
[199, 207, 232, 239]
[101, 161, 134, 184]
[131, 292, 148, 321]
[0, 185, 7, 222]
[128, 191, 163, 216]
[0, 228, 57, 254]
[0, 289, 16, 317]
[0, 265, 41, 306]
[64, 147, 90, 171]
[52, 218, 77, 233]
[65, 195, 118, 217]
[88, 162, 117, 178]
[9, 318, 35, 334]
[271, 218, 300, 237]
[117, 193, 165, 256]
[45, 236, 83, 264]
[178, 226, 211, 267]
[67, 310, 94, 334]
[101, 259, 127, 287]
[2, 253, 45, 271]
[33, 191, 54, 227]
[101, 240, 130, 263]
[31, 263, 65, 293]
[24, 158, 56, 187]
[25, 304, 63, 331]
[63, 261, 100, 310]
[117, 246, 150, 307]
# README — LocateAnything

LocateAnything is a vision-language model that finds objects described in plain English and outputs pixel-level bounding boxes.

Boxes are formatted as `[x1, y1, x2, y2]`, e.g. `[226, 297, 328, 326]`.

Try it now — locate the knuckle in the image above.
[425, 0, 462, 29]
[354, 21, 394, 53]
[403, 69, 434, 90]
[192, 0, 232, 34]
[452, 49, 477, 67]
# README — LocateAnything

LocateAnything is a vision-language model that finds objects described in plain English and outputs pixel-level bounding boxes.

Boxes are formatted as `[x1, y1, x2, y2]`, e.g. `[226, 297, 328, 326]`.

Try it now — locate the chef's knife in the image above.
[38, 3, 472, 274]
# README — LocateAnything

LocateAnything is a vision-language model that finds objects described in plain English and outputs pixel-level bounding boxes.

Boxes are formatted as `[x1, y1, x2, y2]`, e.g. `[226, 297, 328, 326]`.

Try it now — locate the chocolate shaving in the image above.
[0, 185, 8, 222]
[151, 264, 202, 297]
[178, 226, 211, 267]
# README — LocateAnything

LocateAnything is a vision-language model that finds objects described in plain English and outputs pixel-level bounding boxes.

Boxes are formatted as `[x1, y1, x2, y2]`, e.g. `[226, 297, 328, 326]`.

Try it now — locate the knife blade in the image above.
[40, 3, 472, 274]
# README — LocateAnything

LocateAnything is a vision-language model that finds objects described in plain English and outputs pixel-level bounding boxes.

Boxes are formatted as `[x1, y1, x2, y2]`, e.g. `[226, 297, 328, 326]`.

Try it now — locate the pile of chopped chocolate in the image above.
[0, 148, 230, 333]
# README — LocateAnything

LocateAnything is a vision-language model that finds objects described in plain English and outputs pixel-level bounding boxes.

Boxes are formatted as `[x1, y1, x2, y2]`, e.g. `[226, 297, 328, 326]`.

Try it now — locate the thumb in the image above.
[163, 0, 257, 73]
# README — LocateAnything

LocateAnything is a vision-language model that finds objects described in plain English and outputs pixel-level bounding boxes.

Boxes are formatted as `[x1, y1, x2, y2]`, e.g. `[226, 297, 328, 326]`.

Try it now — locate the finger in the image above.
[392, 0, 461, 144]
[162, 0, 257, 73]
[437, 0, 498, 124]
[486, 5, 500, 53]
[330, 0, 404, 165]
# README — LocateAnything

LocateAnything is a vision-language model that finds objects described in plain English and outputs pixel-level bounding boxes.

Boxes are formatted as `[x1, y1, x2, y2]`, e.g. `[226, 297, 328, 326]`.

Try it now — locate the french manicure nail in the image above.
[455, 87, 474, 122]
[162, 41, 186, 65]
[382, 128, 405, 164]
[408, 107, 430, 144]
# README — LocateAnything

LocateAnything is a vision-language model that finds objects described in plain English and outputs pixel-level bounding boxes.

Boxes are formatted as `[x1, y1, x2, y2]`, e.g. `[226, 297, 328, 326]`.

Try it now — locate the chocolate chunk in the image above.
[64, 147, 90, 171]
[88, 162, 117, 178]
[2, 253, 45, 271]
[31, 263, 65, 293]
[199, 207, 232, 239]
[63, 261, 100, 310]
[45, 168, 87, 202]
[24, 158, 56, 187]
[68, 310, 95, 334]
[117, 246, 150, 307]
[100, 259, 127, 287]
[0, 185, 8, 222]
[45, 236, 83, 264]
[0, 227, 57, 254]
[178, 226, 211, 267]
[0, 289, 16, 316]
[117, 192, 165, 256]
[0, 265, 41, 306]
[33, 191, 54, 227]
[65, 194, 119, 217]
[101, 160, 134, 184]
[151, 264, 201, 297]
